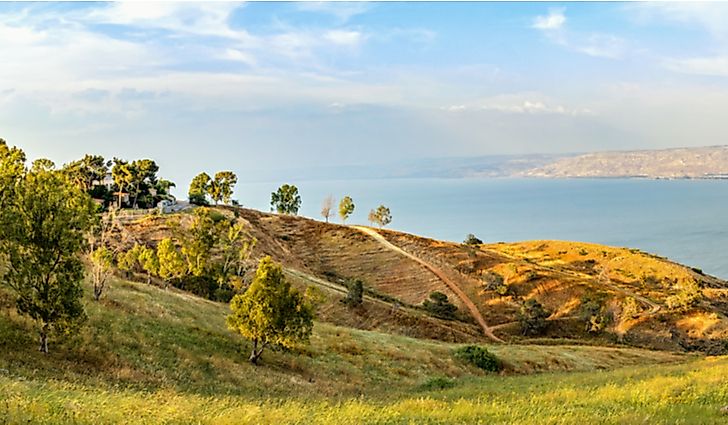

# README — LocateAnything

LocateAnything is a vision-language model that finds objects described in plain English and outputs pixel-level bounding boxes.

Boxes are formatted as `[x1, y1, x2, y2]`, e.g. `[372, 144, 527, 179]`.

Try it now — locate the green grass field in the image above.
[1, 277, 726, 424]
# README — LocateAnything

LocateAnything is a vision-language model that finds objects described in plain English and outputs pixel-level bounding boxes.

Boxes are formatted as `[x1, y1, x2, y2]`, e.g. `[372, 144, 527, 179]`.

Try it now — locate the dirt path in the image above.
[352, 226, 504, 343]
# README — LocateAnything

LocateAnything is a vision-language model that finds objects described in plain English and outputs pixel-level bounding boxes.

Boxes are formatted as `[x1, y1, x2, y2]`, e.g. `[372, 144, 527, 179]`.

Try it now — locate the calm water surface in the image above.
[236, 178, 728, 278]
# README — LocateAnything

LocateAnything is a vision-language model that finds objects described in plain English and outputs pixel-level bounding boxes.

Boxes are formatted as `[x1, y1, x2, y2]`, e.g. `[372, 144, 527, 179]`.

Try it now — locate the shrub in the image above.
[454, 345, 501, 372]
[518, 299, 550, 336]
[422, 291, 458, 320]
[341, 279, 364, 308]
[420, 376, 456, 391]
[579, 292, 612, 333]
[666, 279, 702, 311]
[481, 271, 508, 296]
[621, 297, 641, 320]
[463, 234, 483, 245]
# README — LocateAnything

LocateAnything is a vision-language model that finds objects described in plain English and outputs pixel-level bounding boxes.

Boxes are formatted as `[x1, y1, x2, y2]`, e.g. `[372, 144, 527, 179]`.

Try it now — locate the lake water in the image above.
[236, 178, 728, 279]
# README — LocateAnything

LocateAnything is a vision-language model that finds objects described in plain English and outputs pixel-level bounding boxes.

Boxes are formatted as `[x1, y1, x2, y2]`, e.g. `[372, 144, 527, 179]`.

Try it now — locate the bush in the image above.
[579, 292, 612, 333]
[481, 271, 508, 295]
[341, 279, 364, 308]
[454, 345, 501, 372]
[666, 279, 702, 311]
[419, 376, 456, 391]
[422, 291, 458, 320]
[518, 299, 550, 336]
[463, 234, 483, 245]
[621, 297, 641, 320]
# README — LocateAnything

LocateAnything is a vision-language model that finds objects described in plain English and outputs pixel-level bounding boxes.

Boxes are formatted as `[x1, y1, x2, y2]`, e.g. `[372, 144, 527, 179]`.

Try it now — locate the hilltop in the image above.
[116, 206, 728, 354]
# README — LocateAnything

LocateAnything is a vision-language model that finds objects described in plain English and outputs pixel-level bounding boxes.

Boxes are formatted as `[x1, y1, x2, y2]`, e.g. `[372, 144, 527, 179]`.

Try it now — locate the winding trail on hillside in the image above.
[352, 226, 504, 343]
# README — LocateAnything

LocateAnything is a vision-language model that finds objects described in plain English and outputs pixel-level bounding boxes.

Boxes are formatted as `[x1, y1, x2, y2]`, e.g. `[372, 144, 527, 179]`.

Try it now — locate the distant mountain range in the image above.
[248, 146, 728, 182]
[521, 145, 728, 179]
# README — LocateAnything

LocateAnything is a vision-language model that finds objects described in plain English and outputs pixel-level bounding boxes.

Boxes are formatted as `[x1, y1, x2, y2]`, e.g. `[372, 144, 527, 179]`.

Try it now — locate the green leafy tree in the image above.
[369, 205, 392, 228]
[0, 139, 26, 210]
[464, 234, 483, 245]
[422, 291, 458, 320]
[31, 158, 55, 172]
[226, 257, 314, 364]
[321, 194, 335, 223]
[181, 208, 219, 276]
[518, 299, 550, 336]
[210, 171, 237, 205]
[157, 237, 186, 288]
[0, 158, 96, 353]
[338, 196, 355, 224]
[139, 246, 159, 284]
[63, 154, 108, 192]
[188, 172, 211, 205]
[341, 278, 364, 308]
[270, 184, 301, 215]
[111, 158, 134, 209]
[129, 159, 159, 208]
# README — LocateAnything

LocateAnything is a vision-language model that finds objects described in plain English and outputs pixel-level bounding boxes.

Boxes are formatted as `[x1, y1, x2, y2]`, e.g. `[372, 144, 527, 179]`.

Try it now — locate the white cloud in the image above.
[532, 9, 566, 30]
[443, 95, 594, 116]
[532, 9, 626, 60]
[664, 56, 728, 77]
[324, 30, 365, 47]
[296, 2, 371, 24]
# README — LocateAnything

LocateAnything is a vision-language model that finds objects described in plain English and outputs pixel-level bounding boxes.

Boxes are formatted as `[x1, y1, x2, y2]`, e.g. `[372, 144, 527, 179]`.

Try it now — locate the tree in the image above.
[226, 257, 314, 364]
[0, 139, 26, 211]
[139, 246, 159, 285]
[90, 246, 113, 301]
[63, 154, 108, 192]
[0, 159, 96, 353]
[320, 195, 335, 223]
[464, 234, 483, 245]
[129, 159, 159, 208]
[579, 292, 612, 333]
[338, 196, 355, 224]
[422, 291, 458, 320]
[180, 208, 219, 276]
[518, 299, 550, 336]
[210, 171, 237, 205]
[188, 172, 211, 205]
[157, 237, 186, 288]
[111, 158, 134, 209]
[270, 184, 301, 215]
[341, 279, 364, 307]
[368, 205, 392, 228]
[31, 158, 55, 172]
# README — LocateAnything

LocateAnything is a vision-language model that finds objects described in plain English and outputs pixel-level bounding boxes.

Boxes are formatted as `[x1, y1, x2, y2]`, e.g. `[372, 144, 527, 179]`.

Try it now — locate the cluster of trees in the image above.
[320, 195, 356, 224]
[116, 208, 256, 301]
[188, 171, 238, 206]
[65, 155, 175, 210]
[368, 204, 392, 228]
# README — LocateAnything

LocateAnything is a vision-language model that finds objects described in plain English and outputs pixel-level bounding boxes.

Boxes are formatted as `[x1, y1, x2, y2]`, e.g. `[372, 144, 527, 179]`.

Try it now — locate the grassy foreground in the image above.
[0, 277, 726, 424]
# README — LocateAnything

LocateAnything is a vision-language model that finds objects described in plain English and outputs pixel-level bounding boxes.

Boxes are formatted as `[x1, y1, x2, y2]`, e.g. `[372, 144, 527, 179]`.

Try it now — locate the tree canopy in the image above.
[270, 184, 301, 215]
[226, 256, 314, 364]
[368, 204, 392, 228]
[0, 143, 97, 353]
[338, 196, 355, 224]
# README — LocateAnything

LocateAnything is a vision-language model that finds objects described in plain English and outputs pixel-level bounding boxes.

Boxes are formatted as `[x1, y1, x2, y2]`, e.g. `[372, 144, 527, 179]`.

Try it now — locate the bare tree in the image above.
[321, 194, 335, 223]
[89, 210, 118, 301]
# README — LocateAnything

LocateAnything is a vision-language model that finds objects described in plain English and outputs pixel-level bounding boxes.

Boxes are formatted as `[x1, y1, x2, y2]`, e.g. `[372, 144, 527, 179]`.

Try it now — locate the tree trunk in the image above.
[249, 340, 266, 364]
[39, 325, 49, 354]
[93, 284, 102, 301]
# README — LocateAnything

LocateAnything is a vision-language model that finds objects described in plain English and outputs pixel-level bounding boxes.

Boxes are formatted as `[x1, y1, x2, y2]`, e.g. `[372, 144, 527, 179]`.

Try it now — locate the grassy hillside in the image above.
[114, 207, 728, 353]
[3, 275, 724, 424]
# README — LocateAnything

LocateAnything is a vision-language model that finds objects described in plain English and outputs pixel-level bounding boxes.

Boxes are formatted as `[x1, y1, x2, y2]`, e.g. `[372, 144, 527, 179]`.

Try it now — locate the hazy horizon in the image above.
[3, 2, 728, 191]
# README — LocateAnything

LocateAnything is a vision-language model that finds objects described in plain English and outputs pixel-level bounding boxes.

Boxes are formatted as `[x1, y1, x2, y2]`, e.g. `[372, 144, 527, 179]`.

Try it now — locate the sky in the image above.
[2, 1, 728, 190]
